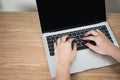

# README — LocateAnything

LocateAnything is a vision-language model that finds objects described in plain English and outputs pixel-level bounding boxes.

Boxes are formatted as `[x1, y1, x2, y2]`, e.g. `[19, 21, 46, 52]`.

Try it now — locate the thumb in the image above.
[86, 43, 98, 52]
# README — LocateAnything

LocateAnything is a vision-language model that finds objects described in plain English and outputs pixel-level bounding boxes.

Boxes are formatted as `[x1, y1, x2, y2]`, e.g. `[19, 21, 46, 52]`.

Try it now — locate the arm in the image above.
[56, 64, 70, 80]
[54, 35, 77, 80]
[106, 45, 120, 62]
[83, 29, 120, 62]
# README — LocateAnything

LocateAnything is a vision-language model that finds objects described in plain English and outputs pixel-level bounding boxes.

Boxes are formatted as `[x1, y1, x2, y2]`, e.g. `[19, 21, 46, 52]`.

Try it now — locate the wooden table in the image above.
[0, 12, 120, 80]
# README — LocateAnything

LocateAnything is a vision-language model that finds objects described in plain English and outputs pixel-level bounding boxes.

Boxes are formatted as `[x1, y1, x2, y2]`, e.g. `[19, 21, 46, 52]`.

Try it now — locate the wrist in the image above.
[108, 46, 120, 58]
[56, 63, 71, 80]
[56, 63, 70, 69]
[56, 62, 71, 72]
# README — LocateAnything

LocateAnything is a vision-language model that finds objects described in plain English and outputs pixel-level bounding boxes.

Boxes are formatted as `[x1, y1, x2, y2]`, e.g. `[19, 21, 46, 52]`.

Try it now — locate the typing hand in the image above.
[54, 35, 77, 68]
[83, 29, 119, 56]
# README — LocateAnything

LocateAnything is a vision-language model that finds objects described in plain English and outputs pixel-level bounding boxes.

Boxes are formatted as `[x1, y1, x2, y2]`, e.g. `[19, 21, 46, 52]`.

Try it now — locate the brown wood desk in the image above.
[0, 12, 120, 80]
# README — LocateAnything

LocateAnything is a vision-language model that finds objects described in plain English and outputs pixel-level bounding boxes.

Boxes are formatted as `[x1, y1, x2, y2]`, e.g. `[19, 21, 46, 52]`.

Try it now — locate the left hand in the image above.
[54, 35, 77, 68]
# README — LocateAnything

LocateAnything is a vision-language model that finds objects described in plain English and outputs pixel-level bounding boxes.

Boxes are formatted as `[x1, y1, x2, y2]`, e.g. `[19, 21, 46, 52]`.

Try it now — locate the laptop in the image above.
[36, 0, 119, 77]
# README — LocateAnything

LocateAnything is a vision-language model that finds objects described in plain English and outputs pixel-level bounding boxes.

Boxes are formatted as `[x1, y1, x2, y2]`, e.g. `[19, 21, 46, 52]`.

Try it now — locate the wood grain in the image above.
[0, 12, 120, 80]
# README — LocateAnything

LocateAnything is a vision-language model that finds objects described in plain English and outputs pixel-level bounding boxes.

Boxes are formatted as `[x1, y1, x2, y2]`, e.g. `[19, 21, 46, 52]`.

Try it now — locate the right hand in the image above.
[83, 29, 119, 56]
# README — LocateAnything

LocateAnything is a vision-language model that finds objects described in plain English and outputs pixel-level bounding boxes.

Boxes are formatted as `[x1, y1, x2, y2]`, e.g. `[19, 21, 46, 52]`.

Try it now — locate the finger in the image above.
[67, 38, 74, 43]
[72, 43, 77, 53]
[85, 30, 98, 36]
[56, 38, 61, 45]
[85, 43, 98, 51]
[83, 36, 96, 41]
[54, 42, 57, 49]
[96, 29, 107, 37]
[96, 29, 102, 33]
[61, 35, 69, 42]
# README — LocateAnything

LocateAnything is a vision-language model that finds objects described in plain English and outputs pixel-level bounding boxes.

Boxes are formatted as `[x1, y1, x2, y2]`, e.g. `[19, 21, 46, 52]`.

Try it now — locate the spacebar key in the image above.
[77, 46, 88, 50]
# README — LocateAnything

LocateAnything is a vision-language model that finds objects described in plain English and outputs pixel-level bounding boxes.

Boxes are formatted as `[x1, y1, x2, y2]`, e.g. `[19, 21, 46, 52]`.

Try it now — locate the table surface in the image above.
[0, 12, 120, 80]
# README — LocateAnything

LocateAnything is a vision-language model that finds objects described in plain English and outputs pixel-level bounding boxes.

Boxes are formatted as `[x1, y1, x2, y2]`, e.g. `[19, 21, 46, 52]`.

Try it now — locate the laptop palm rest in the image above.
[70, 49, 117, 73]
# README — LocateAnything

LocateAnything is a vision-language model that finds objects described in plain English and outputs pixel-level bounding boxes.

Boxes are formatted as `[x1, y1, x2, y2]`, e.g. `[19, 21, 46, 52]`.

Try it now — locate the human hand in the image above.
[83, 29, 119, 56]
[54, 35, 77, 68]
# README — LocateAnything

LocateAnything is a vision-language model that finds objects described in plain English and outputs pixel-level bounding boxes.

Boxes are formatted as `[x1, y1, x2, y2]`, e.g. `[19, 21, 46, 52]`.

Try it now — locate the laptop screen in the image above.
[36, 0, 106, 33]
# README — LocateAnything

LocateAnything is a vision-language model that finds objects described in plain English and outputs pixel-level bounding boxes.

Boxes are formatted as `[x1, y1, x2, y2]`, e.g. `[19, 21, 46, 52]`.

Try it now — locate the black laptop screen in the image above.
[36, 0, 106, 33]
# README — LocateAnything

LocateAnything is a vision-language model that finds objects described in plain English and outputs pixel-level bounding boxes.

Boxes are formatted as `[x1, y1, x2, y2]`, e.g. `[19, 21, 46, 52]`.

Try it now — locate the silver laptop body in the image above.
[36, 0, 119, 77]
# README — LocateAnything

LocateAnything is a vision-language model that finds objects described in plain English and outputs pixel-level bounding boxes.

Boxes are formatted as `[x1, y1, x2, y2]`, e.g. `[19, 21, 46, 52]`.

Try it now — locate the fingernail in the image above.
[85, 43, 88, 46]
[72, 38, 74, 40]
[82, 37, 85, 40]
[75, 43, 77, 46]
[66, 35, 68, 36]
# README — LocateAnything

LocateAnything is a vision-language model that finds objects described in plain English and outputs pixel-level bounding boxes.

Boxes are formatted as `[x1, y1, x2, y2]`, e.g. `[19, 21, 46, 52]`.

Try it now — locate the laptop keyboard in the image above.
[46, 25, 113, 56]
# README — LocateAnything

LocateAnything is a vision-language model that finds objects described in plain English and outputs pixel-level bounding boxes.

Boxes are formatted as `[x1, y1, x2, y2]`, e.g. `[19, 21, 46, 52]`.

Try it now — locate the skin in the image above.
[54, 35, 77, 80]
[54, 29, 120, 80]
